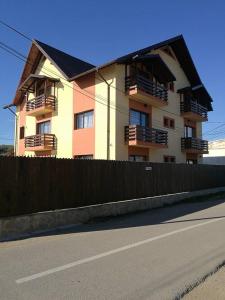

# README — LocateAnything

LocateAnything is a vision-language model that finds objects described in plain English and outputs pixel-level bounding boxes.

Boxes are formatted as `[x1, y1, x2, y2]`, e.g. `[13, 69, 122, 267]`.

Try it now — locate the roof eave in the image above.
[71, 35, 184, 81]
[69, 59, 117, 81]
[33, 40, 70, 81]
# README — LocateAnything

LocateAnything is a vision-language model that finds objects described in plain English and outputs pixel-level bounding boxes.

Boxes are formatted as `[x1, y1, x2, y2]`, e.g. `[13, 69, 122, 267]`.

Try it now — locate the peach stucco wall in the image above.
[128, 146, 149, 158]
[73, 73, 95, 157]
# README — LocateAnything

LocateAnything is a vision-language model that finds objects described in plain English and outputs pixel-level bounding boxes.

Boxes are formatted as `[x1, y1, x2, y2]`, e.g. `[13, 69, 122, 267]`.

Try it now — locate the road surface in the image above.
[1, 198, 225, 300]
[184, 265, 225, 299]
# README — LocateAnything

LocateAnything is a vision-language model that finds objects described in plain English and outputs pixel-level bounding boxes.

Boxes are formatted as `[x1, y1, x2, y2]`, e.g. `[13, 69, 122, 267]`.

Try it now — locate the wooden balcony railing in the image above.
[125, 125, 168, 146]
[25, 134, 56, 150]
[181, 100, 208, 119]
[125, 75, 168, 102]
[181, 137, 208, 153]
[26, 95, 56, 112]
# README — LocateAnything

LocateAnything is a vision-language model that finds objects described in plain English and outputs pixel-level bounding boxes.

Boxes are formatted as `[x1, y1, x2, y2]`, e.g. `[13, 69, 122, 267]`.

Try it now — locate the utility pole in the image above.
[96, 70, 113, 160]
[3, 104, 17, 156]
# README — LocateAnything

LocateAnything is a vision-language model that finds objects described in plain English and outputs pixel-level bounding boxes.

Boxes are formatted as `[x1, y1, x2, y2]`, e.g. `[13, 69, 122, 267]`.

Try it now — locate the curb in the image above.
[1, 186, 225, 241]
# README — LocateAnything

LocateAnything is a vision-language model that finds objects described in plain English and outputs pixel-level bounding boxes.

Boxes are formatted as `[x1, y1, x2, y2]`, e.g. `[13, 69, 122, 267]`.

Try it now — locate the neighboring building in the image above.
[203, 140, 225, 165]
[12, 35, 212, 163]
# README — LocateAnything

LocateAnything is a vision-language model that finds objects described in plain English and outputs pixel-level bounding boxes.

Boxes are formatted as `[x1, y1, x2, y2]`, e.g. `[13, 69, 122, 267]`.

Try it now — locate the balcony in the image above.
[25, 134, 56, 152]
[181, 137, 208, 154]
[181, 100, 208, 122]
[26, 95, 56, 116]
[125, 125, 168, 148]
[125, 75, 168, 107]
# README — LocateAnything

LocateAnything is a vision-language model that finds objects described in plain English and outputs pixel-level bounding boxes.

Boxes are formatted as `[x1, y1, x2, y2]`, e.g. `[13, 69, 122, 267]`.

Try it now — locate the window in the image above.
[184, 126, 196, 138]
[164, 156, 176, 163]
[36, 121, 51, 134]
[75, 110, 93, 129]
[19, 126, 25, 139]
[74, 155, 93, 159]
[164, 117, 175, 129]
[129, 155, 147, 162]
[129, 109, 149, 127]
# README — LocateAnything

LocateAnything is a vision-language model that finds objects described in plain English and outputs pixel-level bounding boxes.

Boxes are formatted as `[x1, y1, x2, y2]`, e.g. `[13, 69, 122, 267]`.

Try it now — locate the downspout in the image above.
[96, 70, 113, 160]
[3, 104, 18, 156]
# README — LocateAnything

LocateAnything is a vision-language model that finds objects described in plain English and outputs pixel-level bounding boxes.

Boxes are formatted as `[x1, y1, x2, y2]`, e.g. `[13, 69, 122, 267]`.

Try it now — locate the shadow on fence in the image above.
[0, 156, 225, 218]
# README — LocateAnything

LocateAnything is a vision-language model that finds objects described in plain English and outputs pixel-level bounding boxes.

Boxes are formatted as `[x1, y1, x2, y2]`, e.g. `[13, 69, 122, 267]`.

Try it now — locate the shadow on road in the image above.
[13, 197, 225, 241]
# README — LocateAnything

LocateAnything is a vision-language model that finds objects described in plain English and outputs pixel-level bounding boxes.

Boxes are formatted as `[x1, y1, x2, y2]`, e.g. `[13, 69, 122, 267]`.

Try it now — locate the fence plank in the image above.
[0, 157, 225, 218]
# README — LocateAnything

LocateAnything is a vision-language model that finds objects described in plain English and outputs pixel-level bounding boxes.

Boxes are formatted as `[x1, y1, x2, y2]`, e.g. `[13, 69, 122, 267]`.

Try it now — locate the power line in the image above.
[0, 18, 211, 124]
[203, 123, 225, 135]
[0, 41, 189, 135]
[0, 20, 216, 137]
[0, 19, 31, 41]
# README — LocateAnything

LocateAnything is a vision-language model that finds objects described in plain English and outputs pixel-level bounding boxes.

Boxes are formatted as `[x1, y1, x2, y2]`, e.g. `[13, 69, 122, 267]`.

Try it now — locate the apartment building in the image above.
[12, 35, 212, 163]
[203, 140, 225, 165]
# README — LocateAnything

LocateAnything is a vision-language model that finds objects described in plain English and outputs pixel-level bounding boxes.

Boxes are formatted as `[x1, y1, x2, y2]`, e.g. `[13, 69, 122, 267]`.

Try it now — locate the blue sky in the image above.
[0, 0, 225, 144]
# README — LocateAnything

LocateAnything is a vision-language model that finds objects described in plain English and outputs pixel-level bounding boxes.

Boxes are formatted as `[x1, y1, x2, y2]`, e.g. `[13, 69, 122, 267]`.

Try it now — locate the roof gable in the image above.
[34, 40, 95, 80]
[13, 40, 95, 105]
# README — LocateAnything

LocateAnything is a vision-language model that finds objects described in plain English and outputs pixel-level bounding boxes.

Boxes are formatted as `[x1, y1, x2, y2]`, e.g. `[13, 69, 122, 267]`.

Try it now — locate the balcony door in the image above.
[36, 121, 51, 134]
[129, 109, 149, 127]
[184, 125, 196, 138]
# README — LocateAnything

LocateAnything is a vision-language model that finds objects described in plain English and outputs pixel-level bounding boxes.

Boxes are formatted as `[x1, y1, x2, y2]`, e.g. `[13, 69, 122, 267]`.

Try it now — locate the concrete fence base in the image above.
[1, 187, 225, 241]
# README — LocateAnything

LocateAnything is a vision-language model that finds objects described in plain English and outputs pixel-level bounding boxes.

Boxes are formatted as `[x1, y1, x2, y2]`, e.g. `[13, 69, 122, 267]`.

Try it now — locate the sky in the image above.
[0, 0, 225, 145]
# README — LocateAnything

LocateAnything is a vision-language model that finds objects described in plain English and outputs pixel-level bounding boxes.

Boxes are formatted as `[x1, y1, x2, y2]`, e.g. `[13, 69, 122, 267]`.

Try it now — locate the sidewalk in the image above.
[184, 266, 225, 299]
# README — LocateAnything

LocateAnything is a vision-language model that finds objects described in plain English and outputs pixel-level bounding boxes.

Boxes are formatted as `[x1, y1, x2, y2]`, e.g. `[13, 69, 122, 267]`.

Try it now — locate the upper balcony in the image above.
[125, 125, 168, 148]
[181, 137, 208, 154]
[18, 74, 59, 116]
[25, 134, 56, 152]
[26, 94, 56, 116]
[125, 75, 168, 107]
[180, 100, 208, 122]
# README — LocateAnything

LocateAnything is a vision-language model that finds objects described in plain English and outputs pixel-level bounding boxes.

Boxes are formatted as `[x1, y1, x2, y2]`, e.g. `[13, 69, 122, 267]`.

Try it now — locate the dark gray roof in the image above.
[71, 34, 212, 111]
[34, 40, 95, 80]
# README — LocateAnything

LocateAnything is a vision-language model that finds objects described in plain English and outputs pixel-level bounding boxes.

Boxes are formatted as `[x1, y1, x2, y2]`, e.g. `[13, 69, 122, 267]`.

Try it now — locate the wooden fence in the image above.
[0, 156, 225, 217]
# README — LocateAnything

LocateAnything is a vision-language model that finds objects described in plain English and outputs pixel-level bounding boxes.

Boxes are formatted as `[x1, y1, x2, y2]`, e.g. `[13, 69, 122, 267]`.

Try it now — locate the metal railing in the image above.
[125, 125, 168, 145]
[26, 95, 55, 112]
[25, 134, 56, 149]
[181, 137, 208, 152]
[125, 75, 168, 102]
[180, 100, 208, 119]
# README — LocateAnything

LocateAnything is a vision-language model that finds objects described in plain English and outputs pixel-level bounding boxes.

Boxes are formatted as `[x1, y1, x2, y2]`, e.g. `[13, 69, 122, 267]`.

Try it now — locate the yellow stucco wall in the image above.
[18, 56, 73, 158]
[16, 45, 204, 163]
[108, 47, 204, 163]
[146, 49, 188, 163]
[94, 65, 117, 160]
[36, 58, 73, 158]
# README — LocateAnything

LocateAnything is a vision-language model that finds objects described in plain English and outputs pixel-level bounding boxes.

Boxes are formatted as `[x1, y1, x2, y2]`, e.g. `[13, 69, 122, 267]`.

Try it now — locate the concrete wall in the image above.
[1, 186, 224, 241]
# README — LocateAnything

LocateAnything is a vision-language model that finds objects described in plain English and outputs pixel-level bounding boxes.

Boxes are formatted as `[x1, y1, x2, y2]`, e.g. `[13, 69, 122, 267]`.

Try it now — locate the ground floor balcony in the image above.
[125, 75, 168, 107]
[125, 125, 168, 148]
[25, 134, 56, 152]
[26, 95, 56, 116]
[181, 137, 208, 154]
[180, 100, 208, 122]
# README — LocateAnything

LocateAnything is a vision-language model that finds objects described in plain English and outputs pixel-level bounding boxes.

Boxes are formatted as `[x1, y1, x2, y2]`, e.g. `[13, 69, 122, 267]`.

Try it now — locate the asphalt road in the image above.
[1, 198, 225, 300]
